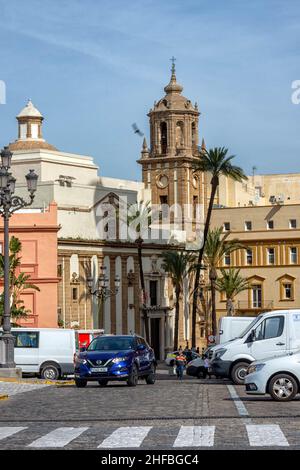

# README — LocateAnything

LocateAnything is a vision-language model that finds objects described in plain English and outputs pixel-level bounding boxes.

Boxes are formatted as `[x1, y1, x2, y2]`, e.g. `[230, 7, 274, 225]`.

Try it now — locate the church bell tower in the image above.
[137, 61, 205, 232]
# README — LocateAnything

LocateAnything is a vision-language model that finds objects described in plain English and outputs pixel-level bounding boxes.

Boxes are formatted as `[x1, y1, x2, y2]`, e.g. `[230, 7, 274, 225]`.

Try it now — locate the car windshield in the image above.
[87, 336, 135, 351]
[238, 316, 262, 338]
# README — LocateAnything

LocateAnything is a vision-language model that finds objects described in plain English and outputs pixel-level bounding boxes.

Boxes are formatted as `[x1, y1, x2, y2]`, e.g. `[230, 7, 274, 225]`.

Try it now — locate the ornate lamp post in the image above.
[87, 266, 120, 329]
[0, 146, 38, 371]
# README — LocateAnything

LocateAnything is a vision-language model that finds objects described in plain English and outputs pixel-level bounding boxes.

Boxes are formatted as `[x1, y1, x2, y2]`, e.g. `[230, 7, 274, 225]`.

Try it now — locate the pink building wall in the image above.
[0, 202, 59, 327]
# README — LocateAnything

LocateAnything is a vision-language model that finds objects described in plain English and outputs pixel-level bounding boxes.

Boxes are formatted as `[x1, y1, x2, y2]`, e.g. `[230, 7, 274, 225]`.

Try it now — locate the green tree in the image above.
[0, 236, 40, 325]
[204, 228, 245, 335]
[216, 268, 250, 316]
[191, 147, 248, 346]
[162, 250, 196, 350]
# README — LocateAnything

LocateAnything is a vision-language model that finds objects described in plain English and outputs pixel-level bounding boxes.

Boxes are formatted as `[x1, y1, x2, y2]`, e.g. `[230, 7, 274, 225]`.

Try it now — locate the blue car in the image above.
[74, 334, 156, 387]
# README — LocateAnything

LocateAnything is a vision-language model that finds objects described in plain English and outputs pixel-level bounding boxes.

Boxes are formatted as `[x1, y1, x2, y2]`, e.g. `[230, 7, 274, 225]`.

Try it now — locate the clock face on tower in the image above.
[156, 174, 169, 189]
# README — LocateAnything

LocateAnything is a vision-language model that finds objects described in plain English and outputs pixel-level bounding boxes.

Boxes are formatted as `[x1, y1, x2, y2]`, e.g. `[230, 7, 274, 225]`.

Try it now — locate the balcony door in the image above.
[252, 285, 262, 308]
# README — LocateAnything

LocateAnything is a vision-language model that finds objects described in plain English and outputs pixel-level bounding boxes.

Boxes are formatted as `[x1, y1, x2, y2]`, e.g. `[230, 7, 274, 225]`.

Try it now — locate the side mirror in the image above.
[248, 330, 256, 342]
[80, 346, 87, 352]
[137, 344, 146, 351]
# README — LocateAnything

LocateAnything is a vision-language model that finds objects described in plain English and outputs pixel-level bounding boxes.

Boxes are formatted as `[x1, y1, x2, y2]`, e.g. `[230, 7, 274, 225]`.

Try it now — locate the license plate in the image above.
[91, 367, 107, 373]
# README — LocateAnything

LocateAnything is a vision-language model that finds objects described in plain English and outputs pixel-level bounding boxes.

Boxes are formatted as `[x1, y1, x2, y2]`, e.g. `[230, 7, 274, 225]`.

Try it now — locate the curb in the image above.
[55, 381, 75, 387]
[0, 378, 74, 386]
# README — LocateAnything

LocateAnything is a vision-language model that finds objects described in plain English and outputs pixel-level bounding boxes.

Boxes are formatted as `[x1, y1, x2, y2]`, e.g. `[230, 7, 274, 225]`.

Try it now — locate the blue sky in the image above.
[0, 0, 300, 180]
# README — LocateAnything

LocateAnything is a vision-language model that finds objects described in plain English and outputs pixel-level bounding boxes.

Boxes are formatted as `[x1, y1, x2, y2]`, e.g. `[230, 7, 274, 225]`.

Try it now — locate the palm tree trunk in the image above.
[136, 237, 150, 343]
[174, 287, 180, 350]
[226, 298, 234, 316]
[191, 175, 219, 347]
[210, 269, 217, 336]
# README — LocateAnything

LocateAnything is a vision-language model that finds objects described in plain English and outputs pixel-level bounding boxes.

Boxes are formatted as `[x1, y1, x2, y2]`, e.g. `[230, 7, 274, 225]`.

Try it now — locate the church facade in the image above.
[6, 65, 300, 357]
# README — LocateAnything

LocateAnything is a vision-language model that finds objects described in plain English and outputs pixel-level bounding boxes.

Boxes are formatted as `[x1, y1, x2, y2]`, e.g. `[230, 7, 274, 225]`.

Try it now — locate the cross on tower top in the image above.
[170, 56, 176, 74]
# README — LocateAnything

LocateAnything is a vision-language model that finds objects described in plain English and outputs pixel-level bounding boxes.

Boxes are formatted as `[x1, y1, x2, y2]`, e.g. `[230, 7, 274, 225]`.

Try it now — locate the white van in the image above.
[210, 310, 300, 384]
[217, 316, 255, 344]
[0, 328, 78, 380]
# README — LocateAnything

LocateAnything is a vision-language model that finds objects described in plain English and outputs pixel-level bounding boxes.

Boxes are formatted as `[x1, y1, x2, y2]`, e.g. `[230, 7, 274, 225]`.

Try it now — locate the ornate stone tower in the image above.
[137, 63, 205, 234]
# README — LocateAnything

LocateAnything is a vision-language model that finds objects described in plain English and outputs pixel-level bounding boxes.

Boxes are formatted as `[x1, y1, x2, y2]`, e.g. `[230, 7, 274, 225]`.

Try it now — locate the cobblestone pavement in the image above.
[0, 374, 300, 449]
[0, 381, 50, 397]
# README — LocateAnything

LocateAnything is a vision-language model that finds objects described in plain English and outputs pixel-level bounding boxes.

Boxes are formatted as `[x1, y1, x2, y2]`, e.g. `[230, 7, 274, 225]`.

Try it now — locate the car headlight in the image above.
[214, 348, 227, 360]
[247, 363, 265, 374]
[112, 357, 129, 363]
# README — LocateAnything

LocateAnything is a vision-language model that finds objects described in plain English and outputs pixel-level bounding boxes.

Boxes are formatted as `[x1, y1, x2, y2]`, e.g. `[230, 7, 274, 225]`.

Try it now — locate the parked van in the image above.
[217, 316, 254, 344]
[210, 310, 300, 384]
[0, 328, 104, 380]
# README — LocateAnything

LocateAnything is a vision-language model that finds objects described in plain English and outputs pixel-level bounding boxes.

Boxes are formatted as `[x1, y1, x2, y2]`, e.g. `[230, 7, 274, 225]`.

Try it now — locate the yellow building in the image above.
[211, 204, 300, 322]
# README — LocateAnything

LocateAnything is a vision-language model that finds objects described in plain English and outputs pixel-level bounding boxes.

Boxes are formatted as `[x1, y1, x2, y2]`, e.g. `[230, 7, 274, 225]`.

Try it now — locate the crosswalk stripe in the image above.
[246, 424, 289, 447]
[0, 424, 293, 449]
[0, 427, 27, 441]
[28, 427, 88, 448]
[173, 426, 215, 447]
[98, 426, 152, 448]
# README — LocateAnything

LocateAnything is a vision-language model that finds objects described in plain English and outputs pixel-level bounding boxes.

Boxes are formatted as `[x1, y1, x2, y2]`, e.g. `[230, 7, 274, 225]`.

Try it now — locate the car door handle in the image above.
[276, 342, 285, 346]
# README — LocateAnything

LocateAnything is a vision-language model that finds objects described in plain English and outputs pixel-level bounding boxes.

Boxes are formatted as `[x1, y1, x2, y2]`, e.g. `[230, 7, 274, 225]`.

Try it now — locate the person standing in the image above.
[175, 351, 186, 380]
[203, 354, 211, 379]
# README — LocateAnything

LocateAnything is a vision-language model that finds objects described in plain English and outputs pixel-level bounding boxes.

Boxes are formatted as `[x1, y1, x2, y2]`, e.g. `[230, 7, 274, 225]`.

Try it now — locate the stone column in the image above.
[121, 256, 128, 334]
[110, 255, 116, 334]
[133, 256, 141, 334]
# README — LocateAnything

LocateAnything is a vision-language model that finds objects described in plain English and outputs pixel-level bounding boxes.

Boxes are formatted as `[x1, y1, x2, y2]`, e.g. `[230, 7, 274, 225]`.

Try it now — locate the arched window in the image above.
[176, 121, 184, 148]
[160, 122, 167, 154]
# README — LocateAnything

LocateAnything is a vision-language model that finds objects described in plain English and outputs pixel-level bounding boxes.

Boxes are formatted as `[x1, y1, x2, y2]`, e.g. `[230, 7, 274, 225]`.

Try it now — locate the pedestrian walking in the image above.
[175, 351, 186, 380]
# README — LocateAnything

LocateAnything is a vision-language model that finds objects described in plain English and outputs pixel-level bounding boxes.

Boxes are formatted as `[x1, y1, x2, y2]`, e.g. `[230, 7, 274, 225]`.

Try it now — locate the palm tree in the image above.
[127, 200, 151, 343]
[161, 250, 196, 350]
[204, 228, 245, 335]
[0, 236, 40, 325]
[191, 147, 248, 346]
[216, 268, 250, 316]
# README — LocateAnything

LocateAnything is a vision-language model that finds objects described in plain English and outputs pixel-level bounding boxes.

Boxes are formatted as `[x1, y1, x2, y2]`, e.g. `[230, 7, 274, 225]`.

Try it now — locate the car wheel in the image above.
[145, 364, 156, 385]
[98, 379, 109, 387]
[231, 362, 249, 385]
[41, 364, 60, 381]
[269, 374, 298, 401]
[75, 379, 87, 388]
[127, 364, 138, 387]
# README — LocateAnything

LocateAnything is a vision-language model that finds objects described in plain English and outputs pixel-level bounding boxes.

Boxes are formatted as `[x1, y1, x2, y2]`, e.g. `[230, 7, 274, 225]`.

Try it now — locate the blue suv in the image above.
[74, 334, 156, 387]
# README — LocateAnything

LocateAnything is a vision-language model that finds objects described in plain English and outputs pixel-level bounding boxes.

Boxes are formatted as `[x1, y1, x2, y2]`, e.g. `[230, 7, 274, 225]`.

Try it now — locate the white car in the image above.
[245, 351, 300, 401]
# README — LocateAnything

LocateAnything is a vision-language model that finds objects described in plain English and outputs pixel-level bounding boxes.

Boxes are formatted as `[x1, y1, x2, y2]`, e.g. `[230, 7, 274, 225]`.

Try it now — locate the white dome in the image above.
[17, 99, 43, 118]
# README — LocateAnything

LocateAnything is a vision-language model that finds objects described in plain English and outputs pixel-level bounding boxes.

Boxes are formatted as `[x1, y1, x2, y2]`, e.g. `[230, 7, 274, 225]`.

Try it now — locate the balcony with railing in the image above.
[237, 300, 274, 312]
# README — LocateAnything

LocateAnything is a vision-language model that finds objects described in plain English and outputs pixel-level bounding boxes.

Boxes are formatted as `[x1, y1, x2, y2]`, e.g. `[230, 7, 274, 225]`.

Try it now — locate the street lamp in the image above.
[87, 265, 120, 328]
[0, 146, 38, 372]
